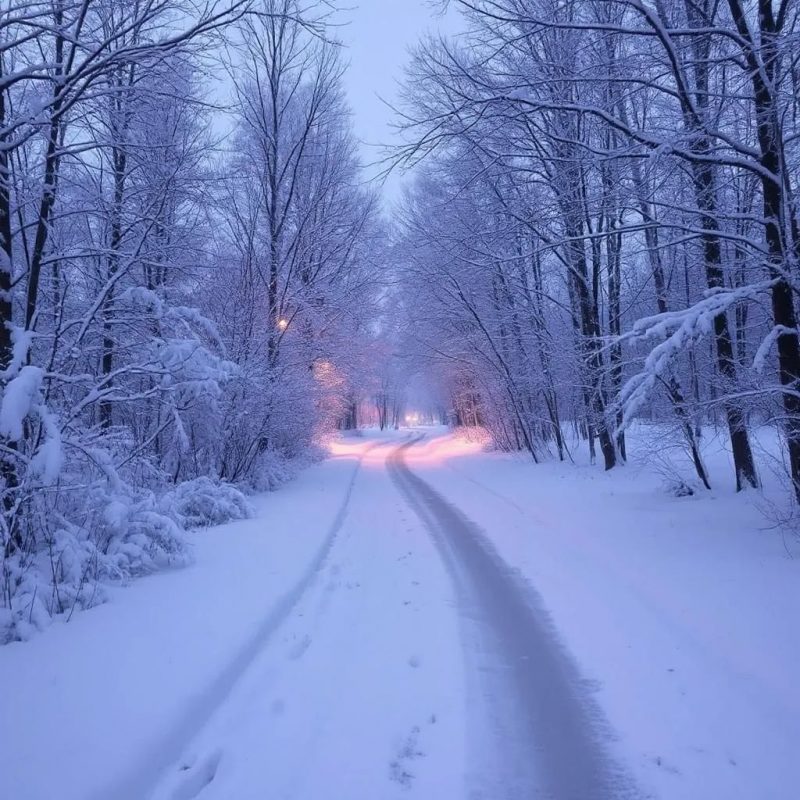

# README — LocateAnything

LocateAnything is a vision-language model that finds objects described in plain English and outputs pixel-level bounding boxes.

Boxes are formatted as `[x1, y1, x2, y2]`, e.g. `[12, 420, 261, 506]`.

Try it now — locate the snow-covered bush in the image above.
[1, 487, 192, 643]
[1, 471, 262, 642]
[0, 2, 381, 643]
[453, 425, 493, 449]
[161, 477, 253, 529]
[249, 449, 297, 492]
[663, 478, 698, 498]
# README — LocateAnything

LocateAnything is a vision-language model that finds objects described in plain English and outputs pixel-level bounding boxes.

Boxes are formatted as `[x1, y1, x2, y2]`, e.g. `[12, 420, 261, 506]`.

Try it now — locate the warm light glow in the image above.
[312, 359, 343, 392]
[277, 318, 289, 331]
[399, 434, 485, 467]
[327, 432, 485, 469]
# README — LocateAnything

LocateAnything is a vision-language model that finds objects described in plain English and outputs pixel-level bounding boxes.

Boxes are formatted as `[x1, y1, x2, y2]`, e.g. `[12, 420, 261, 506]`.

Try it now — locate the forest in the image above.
[2, 0, 800, 642]
[394, 0, 800, 494]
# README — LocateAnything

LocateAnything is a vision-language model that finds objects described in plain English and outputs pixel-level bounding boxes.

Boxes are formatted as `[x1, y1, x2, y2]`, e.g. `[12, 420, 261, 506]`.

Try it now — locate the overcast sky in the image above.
[337, 1, 460, 201]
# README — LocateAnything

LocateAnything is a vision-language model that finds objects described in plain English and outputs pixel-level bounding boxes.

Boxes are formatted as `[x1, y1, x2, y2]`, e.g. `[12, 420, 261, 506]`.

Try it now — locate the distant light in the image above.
[278, 318, 288, 331]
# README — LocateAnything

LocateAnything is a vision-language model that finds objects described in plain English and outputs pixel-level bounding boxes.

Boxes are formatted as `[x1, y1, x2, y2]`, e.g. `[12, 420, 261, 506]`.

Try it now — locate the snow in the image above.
[8, 324, 34, 376]
[160, 477, 253, 529]
[150, 438, 466, 800]
[752, 324, 797, 374]
[406, 427, 800, 799]
[1, 428, 798, 799]
[0, 454, 367, 800]
[29, 402, 62, 483]
[619, 280, 779, 424]
[0, 364, 42, 440]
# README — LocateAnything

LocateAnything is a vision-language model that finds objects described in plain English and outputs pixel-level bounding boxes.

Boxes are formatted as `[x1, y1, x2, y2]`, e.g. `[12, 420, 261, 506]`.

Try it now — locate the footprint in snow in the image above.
[171, 749, 223, 800]
[389, 726, 425, 789]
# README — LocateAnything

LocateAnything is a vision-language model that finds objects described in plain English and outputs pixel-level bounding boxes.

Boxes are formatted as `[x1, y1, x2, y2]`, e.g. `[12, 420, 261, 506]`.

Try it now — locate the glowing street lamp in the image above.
[277, 318, 289, 331]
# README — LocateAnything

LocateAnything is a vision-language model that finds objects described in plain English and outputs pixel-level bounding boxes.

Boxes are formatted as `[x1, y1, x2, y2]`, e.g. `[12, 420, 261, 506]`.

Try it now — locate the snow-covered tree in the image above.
[392, 0, 800, 501]
[0, 0, 381, 641]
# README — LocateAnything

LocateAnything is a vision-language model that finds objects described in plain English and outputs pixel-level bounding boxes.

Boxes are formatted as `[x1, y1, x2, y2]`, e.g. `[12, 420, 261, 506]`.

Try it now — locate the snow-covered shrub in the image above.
[98, 494, 191, 578]
[453, 425, 493, 449]
[663, 478, 697, 498]
[0, 481, 195, 644]
[249, 449, 297, 492]
[632, 422, 716, 498]
[161, 477, 253, 529]
[0, 8, 381, 644]
[247, 440, 331, 493]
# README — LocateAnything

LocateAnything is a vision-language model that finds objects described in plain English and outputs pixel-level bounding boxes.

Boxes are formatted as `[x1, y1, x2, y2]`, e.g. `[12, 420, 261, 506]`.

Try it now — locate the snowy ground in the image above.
[1, 428, 797, 799]
[405, 428, 800, 799]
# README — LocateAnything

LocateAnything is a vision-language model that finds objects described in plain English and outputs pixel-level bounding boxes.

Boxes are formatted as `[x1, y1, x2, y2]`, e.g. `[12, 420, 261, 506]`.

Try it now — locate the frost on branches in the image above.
[0, 0, 382, 642]
[392, 0, 800, 501]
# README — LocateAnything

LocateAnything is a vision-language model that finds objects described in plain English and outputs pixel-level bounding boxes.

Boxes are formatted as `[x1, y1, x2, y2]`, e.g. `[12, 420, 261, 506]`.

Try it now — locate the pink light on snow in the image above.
[327, 433, 486, 469]
[400, 434, 484, 467]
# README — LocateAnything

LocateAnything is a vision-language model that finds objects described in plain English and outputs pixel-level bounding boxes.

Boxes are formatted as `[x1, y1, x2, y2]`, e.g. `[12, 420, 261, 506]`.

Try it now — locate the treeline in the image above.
[395, 0, 800, 498]
[0, 0, 381, 639]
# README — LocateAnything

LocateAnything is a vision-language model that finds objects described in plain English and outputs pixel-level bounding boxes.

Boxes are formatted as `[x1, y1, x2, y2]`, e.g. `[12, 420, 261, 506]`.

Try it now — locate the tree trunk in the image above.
[726, 0, 800, 500]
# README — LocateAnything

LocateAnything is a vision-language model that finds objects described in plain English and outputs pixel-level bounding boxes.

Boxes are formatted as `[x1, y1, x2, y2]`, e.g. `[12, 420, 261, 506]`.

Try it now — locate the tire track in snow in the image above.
[388, 437, 641, 800]
[438, 450, 799, 732]
[92, 445, 375, 800]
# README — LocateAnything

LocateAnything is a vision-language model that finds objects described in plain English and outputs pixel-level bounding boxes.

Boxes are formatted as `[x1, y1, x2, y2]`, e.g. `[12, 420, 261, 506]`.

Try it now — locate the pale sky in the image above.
[210, 2, 461, 204]
[337, 0, 460, 201]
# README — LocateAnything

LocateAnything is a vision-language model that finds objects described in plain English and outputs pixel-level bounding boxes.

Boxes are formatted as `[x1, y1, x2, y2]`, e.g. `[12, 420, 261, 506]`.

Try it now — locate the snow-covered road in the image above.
[152, 434, 636, 799]
[151, 434, 471, 800]
[2, 429, 797, 800]
[388, 437, 636, 799]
